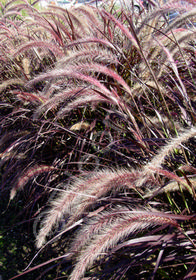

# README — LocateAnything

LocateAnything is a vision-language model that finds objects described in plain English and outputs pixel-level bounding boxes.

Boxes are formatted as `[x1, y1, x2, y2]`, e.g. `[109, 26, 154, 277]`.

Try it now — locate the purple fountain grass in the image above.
[0, 135, 30, 162]
[2, 3, 38, 19]
[144, 175, 196, 198]
[0, 139, 27, 169]
[60, 62, 143, 137]
[137, 126, 196, 186]
[67, 5, 102, 38]
[10, 164, 56, 200]
[70, 206, 121, 255]
[75, 63, 133, 97]
[57, 94, 109, 119]
[40, 6, 98, 42]
[3, 0, 21, 9]
[180, 165, 196, 174]
[63, 37, 118, 51]
[155, 28, 196, 81]
[0, 78, 25, 93]
[143, 167, 196, 198]
[168, 28, 196, 54]
[25, 19, 64, 47]
[34, 87, 102, 118]
[1, 2, 196, 279]
[135, 2, 193, 67]
[28, 59, 143, 138]
[12, 40, 65, 58]
[26, 68, 123, 106]
[69, 207, 184, 280]
[165, 7, 196, 33]
[65, 169, 141, 227]
[137, 2, 191, 35]
[111, 229, 196, 254]
[101, 9, 139, 50]
[36, 169, 140, 248]
[12, 90, 46, 103]
[71, 205, 193, 255]
[64, 8, 87, 35]
[56, 48, 118, 67]
[75, 5, 100, 27]
[38, 12, 73, 41]
[2, 10, 23, 19]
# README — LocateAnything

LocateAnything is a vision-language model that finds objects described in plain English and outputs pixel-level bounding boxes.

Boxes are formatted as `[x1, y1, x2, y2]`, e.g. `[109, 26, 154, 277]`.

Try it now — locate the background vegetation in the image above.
[0, 0, 196, 279]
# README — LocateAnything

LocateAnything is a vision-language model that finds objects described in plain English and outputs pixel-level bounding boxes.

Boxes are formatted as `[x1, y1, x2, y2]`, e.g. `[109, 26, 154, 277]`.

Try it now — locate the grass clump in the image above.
[0, 0, 196, 279]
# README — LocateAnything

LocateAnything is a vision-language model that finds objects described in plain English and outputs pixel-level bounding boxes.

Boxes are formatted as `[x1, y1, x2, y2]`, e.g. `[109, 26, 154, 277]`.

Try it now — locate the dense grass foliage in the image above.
[0, 0, 196, 279]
